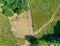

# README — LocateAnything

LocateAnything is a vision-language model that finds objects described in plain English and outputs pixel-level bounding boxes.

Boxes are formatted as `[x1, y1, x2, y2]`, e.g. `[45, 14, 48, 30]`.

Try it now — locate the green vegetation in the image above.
[30, 20, 60, 46]
[0, 12, 17, 46]
[0, 0, 28, 45]
[0, 12, 25, 46]
[30, 7, 60, 46]
[30, 0, 60, 31]
[30, 39, 60, 46]
[35, 9, 60, 38]
[0, 0, 28, 17]
[2, 6, 14, 17]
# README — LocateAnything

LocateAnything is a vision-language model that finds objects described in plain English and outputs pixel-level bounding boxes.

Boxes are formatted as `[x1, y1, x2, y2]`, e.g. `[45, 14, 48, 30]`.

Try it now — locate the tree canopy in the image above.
[0, 0, 28, 16]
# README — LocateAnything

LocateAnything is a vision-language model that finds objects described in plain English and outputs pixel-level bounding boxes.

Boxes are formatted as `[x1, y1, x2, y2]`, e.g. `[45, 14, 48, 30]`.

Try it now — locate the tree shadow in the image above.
[25, 35, 38, 46]
[25, 20, 60, 45]
[39, 20, 60, 43]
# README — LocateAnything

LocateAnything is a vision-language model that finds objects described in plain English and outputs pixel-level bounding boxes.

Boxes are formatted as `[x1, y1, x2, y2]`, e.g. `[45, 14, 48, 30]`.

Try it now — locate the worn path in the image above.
[23, 0, 34, 46]
[34, 3, 60, 35]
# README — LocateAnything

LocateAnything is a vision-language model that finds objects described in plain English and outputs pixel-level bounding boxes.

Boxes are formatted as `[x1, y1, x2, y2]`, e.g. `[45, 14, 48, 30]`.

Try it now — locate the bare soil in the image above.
[10, 11, 30, 38]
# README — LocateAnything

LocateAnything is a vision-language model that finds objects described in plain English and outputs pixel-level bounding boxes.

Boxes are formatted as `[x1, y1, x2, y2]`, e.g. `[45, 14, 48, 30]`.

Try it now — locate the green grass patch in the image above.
[0, 12, 25, 46]
[31, 8, 60, 46]
[35, 10, 60, 38]
[30, 0, 60, 31]
[0, 12, 17, 46]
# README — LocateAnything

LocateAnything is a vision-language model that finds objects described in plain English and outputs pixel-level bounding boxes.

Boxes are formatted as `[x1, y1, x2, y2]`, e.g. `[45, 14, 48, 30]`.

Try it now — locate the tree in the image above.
[0, 0, 28, 16]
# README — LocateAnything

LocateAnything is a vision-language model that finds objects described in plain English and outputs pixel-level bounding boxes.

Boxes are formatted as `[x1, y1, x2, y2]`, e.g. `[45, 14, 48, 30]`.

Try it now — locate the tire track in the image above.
[34, 3, 60, 35]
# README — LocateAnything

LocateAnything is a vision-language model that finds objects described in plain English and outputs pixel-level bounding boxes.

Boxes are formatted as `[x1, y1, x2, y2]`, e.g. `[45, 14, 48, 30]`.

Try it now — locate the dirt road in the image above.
[23, 0, 34, 46]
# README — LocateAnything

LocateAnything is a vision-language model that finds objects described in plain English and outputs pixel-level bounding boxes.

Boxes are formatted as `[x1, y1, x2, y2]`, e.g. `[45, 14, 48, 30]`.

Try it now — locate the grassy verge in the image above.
[0, 12, 17, 46]
[0, 12, 25, 46]
[16, 38, 25, 46]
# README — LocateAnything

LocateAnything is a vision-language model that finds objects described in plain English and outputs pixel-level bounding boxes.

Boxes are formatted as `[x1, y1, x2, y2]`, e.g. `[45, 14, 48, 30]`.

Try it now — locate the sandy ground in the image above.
[10, 11, 30, 38]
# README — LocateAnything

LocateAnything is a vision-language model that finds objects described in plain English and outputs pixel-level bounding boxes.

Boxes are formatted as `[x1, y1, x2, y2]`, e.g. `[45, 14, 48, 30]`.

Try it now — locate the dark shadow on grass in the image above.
[25, 20, 60, 45]
[39, 20, 60, 43]
[25, 35, 38, 46]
